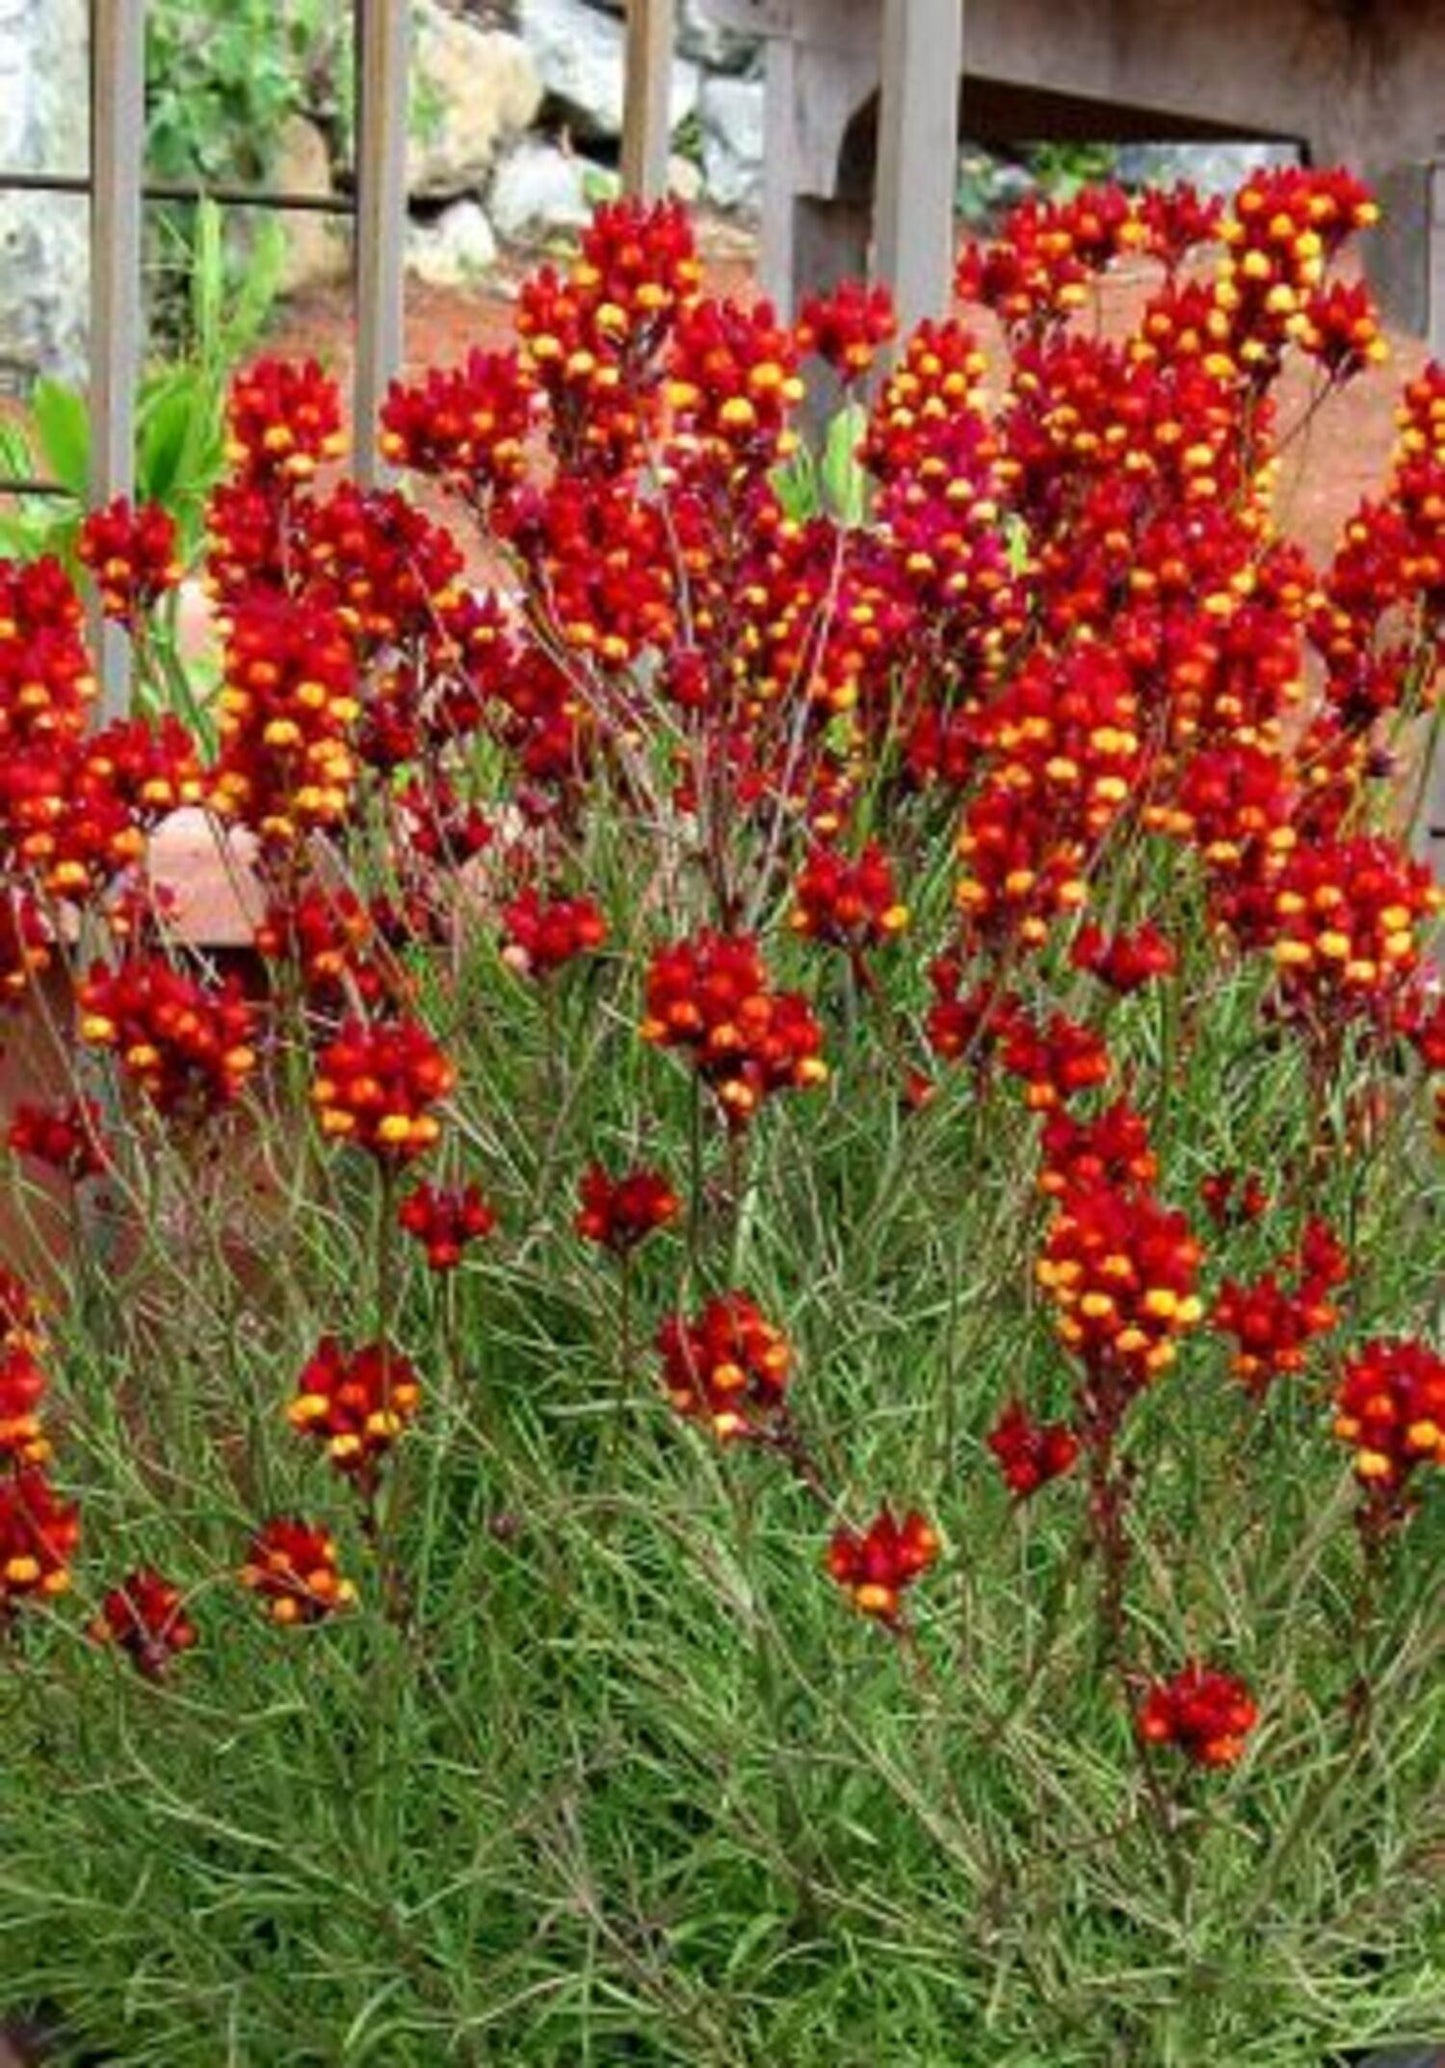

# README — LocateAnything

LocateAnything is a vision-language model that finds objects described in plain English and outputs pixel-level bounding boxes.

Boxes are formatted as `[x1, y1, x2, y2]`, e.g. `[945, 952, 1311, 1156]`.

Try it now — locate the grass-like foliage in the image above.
[2, 177, 1445, 2065]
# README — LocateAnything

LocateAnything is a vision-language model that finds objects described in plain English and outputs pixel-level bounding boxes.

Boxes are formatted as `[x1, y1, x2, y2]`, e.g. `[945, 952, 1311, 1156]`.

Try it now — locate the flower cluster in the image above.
[576, 1164, 679, 1254]
[986, 1401, 1080, 1499]
[0, 1344, 49, 1467]
[499, 888, 608, 977]
[1213, 1218, 1349, 1393]
[311, 1017, 456, 1160]
[398, 1181, 497, 1270]
[790, 842, 908, 949]
[240, 1517, 356, 1625]
[89, 1568, 198, 1678]
[225, 356, 346, 488]
[1037, 1099, 1157, 1199]
[210, 592, 361, 847]
[77, 957, 257, 1115]
[0, 1466, 79, 1618]
[827, 1506, 940, 1622]
[656, 1292, 791, 1441]
[1333, 1337, 1445, 1527]
[8, 1097, 109, 1182]
[641, 932, 827, 1127]
[1037, 1183, 1204, 1394]
[1071, 921, 1177, 995]
[78, 497, 181, 626]
[287, 1336, 421, 1481]
[1137, 1663, 1258, 1767]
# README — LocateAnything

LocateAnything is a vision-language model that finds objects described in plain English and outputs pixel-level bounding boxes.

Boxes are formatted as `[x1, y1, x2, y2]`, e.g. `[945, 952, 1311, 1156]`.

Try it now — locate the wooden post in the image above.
[1429, 158, 1445, 362]
[873, 0, 961, 332]
[89, 0, 147, 716]
[353, 0, 410, 487]
[621, 0, 675, 201]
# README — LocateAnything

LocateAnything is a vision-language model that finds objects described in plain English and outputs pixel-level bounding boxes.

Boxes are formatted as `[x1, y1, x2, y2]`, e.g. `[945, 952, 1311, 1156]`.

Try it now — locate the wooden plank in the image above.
[758, 30, 796, 308]
[621, 0, 675, 202]
[1430, 160, 1445, 362]
[88, 0, 147, 715]
[353, 0, 410, 488]
[873, 0, 961, 332]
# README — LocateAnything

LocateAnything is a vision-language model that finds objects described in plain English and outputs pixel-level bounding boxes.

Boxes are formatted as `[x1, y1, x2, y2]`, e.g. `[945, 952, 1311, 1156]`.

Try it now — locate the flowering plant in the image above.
[3, 178, 1445, 2064]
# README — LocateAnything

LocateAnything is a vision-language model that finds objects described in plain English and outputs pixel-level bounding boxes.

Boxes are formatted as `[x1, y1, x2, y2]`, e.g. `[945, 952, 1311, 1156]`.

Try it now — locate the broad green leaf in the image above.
[771, 447, 819, 524]
[29, 378, 91, 497]
[820, 400, 868, 527]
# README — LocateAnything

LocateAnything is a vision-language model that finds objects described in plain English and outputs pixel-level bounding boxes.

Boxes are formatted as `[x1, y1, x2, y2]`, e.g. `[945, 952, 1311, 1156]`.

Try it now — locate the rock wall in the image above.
[0, 0, 90, 390]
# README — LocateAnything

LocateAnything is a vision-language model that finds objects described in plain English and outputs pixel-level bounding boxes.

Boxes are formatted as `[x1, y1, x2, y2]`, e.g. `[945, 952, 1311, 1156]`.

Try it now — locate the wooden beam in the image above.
[89, 0, 147, 715]
[353, 0, 410, 488]
[873, 0, 961, 332]
[621, 0, 675, 202]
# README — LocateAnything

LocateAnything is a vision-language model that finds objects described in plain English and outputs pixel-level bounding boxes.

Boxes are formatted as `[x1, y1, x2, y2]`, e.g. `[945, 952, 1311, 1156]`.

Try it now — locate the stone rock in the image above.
[517, 0, 699, 140]
[0, 0, 89, 386]
[410, 0, 543, 197]
[408, 197, 500, 284]
[678, 0, 763, 74]
[274, 116, 350, 297]
[1114, 141, 1300, 197]
[146, 805, 266, 949]
[668, 153, 705, 206]
[699, 74, 764, 212]
[489, 138, 604, 242]
[571, 0, 760, 71]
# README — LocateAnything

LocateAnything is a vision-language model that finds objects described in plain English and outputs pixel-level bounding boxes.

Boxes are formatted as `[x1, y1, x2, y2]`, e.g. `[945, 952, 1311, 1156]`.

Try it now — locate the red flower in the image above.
[500, 888, 608, 977]
[575, 1164, 679, 1253]
[641, 931, 827, 1128]
[1038, 1182, 1203, 1391]
[667, 297, 804, 472]
[790, 841, 909, 949]
[380, 347, 536, 497]
[1199, 1169, 1270, 1226]
[398, 1181, 497, 1270]
[1038, 1099, 1156, 1199]
[225, 357, 346, 490]
[796, 279, 897, 382]
[287, 1336, 421, 1479]
[986, 1401, 1080, 1499]
[656, 1292, 791, 1441]
[240, 1517, 356, 1625]
[77, 497, 181, 625]
[209, 591, 361, 848]
[1333, 1337, 1445, 1510]
[89, 1567, 198, 1679]
[1071, 921, 1177, 995]
[77, 956, 258, 1115]
[827, 1506, 940, 1622]
[254, 883, 394, 1010]
[1214, 1216, 1348, 1394]
[1137, 1663, 1258, 1768]
[8, 1097, 109, 1182]
[1000, 1008, 1111, 1111]
[0, 1467, 79, 1614]
[0, 1346, 49, 1466]
[311, 1016, 456, 1161]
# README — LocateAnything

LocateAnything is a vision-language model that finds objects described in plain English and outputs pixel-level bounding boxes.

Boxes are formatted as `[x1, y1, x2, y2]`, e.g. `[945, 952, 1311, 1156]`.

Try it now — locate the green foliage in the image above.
[0, 201, 278, 574]
[773, 404, 870, 528]
[1026, 142, 1121, 200]
[1, 860, 1444, 2065]
[143, 0, 352, 340]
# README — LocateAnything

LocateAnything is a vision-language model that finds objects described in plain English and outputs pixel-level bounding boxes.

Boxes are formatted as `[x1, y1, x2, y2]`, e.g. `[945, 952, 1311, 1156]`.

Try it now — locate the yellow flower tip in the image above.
[854, 1582, 897, 1619]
